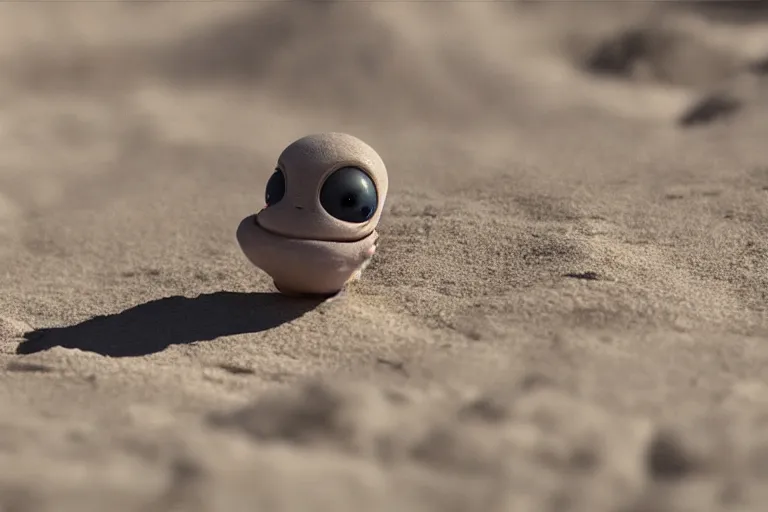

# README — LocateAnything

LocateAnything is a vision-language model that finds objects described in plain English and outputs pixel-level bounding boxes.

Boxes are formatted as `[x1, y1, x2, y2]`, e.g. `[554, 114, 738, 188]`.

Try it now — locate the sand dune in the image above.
[1, 2, 768, 511]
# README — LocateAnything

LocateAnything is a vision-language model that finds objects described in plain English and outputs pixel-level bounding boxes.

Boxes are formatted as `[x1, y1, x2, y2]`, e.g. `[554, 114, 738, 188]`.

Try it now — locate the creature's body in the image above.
[236, 133, 388, 297]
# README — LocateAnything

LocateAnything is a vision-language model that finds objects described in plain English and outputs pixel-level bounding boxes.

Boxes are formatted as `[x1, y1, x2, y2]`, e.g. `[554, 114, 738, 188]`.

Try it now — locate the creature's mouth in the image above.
[252, 213, 296, 240]
[251, 212, 373, 243]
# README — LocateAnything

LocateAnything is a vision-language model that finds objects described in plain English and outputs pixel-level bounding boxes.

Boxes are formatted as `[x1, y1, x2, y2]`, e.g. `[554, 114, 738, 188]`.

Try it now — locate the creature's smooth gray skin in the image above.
[236, 133, 388, 297]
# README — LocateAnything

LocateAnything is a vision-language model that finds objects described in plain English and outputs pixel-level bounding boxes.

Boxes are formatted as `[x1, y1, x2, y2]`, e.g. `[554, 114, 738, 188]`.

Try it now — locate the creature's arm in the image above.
[363, 231, 378, 260]
[346, 231, 378, 284]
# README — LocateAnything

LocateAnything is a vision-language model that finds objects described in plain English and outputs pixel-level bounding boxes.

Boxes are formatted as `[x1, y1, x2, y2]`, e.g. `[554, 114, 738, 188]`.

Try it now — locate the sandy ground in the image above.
[0, 1, 767, 511]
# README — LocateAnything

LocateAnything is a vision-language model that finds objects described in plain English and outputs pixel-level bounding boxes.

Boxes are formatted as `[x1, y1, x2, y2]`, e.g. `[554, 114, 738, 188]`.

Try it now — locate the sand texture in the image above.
[1, 2, 768, 511]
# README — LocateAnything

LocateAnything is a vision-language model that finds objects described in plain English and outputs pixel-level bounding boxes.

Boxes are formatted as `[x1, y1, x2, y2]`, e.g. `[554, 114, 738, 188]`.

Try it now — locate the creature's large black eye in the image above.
[265, 169, 285, 206]
[320, 166, 378, 223]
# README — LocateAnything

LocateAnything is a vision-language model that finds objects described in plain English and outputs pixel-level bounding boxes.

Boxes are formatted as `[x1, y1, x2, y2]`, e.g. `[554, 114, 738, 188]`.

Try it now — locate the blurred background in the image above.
[0, 0, 766, 265]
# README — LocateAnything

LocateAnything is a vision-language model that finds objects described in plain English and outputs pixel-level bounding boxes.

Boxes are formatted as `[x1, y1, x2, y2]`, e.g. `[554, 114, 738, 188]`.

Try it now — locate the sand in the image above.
[0, 1, 767, 511]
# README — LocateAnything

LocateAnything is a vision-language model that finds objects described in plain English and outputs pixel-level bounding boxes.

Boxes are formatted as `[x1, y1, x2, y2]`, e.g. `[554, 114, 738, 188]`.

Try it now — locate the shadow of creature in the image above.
[16, 292, 322, 358]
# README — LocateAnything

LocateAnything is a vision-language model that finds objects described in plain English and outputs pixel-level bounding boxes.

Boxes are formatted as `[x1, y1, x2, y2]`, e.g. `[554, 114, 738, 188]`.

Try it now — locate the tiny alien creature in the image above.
[236, 132, 388, 297]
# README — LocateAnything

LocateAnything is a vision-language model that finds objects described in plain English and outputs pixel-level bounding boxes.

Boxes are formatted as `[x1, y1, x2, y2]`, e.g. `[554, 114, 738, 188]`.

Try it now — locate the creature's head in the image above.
[255, 132, 388, 242]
